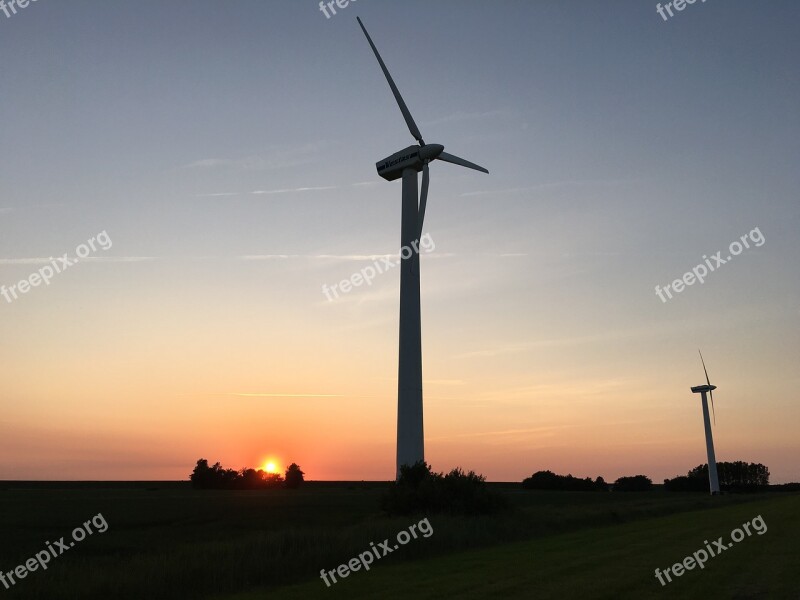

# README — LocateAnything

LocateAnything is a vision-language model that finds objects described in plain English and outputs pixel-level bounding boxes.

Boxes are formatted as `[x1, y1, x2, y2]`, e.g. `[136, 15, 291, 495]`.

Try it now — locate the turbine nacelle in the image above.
[376, 145, 424, 181]
[376, 144, 446, 181]
[375, 143, 488, 183]
[691, 384, 717, 394]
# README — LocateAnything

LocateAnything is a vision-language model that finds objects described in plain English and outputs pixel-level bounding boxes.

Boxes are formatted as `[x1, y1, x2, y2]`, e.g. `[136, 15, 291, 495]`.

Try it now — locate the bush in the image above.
[613, 475, 652, 492]
[521, 470, 608, 492]
[189, 459, 287, 490]
[381, 462, 507, 516]
[284, 463, 305, 489]
[774, 482, 800, 492]
[663, 475, 707, 492]
[663, 462, 770, 492]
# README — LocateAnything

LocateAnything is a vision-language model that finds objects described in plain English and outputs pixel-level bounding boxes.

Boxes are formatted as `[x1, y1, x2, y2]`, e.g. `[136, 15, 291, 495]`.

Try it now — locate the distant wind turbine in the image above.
[356, 17, 489, 479]
[691, 350, 721, 495]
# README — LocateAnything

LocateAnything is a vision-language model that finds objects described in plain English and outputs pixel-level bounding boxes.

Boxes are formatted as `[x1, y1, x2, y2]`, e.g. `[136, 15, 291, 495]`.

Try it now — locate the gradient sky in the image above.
[1, 1, 798, 483]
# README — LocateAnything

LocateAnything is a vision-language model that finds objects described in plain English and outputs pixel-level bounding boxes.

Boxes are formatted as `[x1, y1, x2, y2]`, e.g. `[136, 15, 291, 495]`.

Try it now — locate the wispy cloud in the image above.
[239, 253, 392, 261]
[250, 186, 337, 195]
[229, 393, 344, 398]
[428, 424, 574, 442]
[78, 257, 157, 263]
[181, 141, 331, 172]
[453, 317, 711, 360]
[196, 180, 379, 198]
[454, 333, 626, 359]
[239, 253, 458, 262]
[0, 257, 156, 265]
[461, 179, 637, 198]
[196, 187, 336, 198]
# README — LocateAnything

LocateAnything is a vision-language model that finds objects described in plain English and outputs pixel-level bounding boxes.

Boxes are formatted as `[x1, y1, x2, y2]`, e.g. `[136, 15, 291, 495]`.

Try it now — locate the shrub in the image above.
[189, 459, 287, 490]
[612, 475, 652, 492]
[284, 463, 305, 489]
[663, 462, 770, 492]
[381, 462, 507, 516]
[663, 475, 707, 492]
[521, 470, 608, 492]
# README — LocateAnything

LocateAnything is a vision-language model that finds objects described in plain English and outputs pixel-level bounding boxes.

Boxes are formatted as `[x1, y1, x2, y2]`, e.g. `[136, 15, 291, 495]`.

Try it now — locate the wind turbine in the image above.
[691, 351, 720, 495]
[356, 17, 489, 479]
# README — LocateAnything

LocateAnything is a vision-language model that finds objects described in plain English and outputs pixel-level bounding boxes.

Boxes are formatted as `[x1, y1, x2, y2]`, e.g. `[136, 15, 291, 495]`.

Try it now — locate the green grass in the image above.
[0, 482, 795, 599]
[223, 494, 799, 599]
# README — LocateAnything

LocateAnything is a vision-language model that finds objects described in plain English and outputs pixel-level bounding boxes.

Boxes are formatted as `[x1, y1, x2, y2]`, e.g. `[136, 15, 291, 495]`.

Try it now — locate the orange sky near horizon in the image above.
[1, 263, 797, 484]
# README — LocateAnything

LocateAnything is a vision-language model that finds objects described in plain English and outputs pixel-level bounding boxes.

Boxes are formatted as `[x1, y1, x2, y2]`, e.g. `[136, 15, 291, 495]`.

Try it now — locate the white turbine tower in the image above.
[356, 18, 489, 479]
[691, 351, 721, 495]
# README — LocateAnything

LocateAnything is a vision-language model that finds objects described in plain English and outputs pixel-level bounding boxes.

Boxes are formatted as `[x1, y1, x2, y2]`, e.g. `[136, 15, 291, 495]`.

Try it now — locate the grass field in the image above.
[225, 494, 798, 599]
[0, 482, 796, 599]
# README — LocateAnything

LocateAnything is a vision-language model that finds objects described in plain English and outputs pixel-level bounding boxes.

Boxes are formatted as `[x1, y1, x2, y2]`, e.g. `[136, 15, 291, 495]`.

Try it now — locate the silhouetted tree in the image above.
[190, 459, 214, 489]
[381, 461, 506, 515]
[775, 482, 800, 492]
[663, 475, 707, 492]
[190, 459, 235, 489]
[613, 475, 652, 492]
[261, 472, 285, 488]
[664, 461, 770, 492]
[190, 459, 285, 490]
[521, 470, 608, 492]
[284, 463, 305, 489]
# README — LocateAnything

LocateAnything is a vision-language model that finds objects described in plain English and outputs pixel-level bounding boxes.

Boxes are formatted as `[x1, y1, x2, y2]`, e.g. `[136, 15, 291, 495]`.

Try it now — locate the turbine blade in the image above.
[357, 17, 425, 146]
[437, 152, 489, 174]
[710, 390, 716, 426]
[418, 162, 429, 237]
[699, 349, 711, 387]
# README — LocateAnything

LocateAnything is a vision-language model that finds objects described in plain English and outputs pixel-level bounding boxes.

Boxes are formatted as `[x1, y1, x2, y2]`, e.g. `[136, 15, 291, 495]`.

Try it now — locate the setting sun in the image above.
[262, 461, 278, 474]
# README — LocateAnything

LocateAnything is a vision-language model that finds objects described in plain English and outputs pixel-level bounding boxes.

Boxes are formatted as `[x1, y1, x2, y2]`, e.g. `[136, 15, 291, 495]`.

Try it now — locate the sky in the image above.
[1, 0, 798, 483]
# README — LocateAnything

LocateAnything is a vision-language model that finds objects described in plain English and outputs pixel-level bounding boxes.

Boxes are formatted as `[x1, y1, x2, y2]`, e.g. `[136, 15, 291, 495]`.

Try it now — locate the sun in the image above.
[262, 461, 278, 474]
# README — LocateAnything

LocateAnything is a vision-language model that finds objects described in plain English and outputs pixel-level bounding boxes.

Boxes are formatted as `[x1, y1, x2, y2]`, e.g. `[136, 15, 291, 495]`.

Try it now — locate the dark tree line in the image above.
[664, 461, 769, 492]
[190, 459, 305, 490]
[521, 471, 654, 492]
[521, 470, 609, 491]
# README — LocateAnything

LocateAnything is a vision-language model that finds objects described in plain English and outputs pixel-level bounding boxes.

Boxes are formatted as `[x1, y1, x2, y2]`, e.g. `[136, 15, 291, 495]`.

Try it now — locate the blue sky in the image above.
[1, 1, 798, 482]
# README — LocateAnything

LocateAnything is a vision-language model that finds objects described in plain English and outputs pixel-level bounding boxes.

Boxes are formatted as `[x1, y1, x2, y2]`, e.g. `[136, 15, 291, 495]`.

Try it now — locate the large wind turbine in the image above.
[356, 17, 489, 478]
[691, 351, 721, 495]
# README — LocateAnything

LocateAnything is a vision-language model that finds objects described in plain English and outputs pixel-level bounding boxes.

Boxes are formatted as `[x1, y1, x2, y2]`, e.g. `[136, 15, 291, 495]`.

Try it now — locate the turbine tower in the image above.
[691, 351, 720, 495]
[356, 17, 489, 478]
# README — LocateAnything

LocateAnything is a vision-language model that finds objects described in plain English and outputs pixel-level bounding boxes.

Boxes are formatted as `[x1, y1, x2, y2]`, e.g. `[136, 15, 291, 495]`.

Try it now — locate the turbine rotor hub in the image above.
[418, 143, 444, 162]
